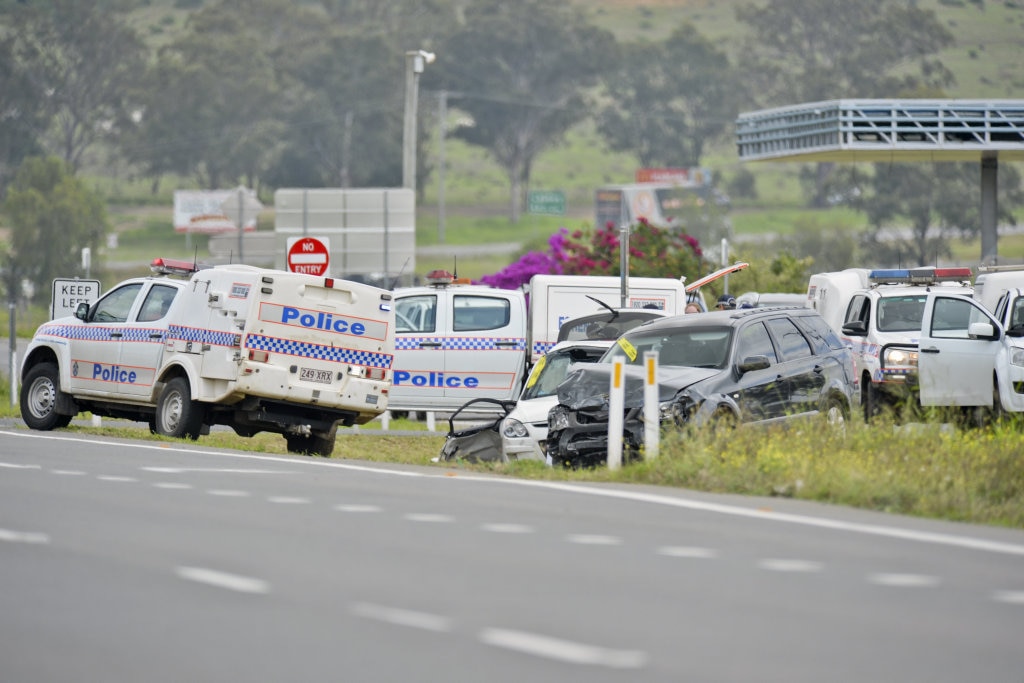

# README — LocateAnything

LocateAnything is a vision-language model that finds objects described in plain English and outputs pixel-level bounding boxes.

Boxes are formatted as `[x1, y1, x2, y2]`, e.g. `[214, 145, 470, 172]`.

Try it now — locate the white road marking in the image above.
[992, 590, 1024, 605]
[52, 469, 86, 475]
[334, 503, 381, 513]
[97, 475, 137, 483]
[267, 496, 310, 505]
[0, 528, 50, 544]
[7, 430, 1024, 557]
[758, 558, 824, 573]
[0, 462, 41, 469]
[567, 534, 621, 546]
[867, 573, 941, 588]
[176, 566, 269, 594]
[350, 602, 451, 632]
[405, 513, 454, 523]
[657, 545, 718, 559]
[143, 467, 293, 475]
[153, 482, 193, 490]
[206, 489, 250, 497]
[481, 523, 533, 534]
[479, 628, 647, 668]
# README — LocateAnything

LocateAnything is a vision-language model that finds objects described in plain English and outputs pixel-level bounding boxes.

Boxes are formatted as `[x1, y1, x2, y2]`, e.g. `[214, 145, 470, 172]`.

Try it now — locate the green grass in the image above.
[12, 410, 1021, 529]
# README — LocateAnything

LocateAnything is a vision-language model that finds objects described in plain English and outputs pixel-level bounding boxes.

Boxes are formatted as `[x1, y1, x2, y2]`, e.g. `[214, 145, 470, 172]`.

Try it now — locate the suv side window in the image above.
[794, 314, 844, 353]
[137, 284, 178, 323]
[92, 284, 143, 323]
[396, 295, 436, 333]
[453, 295, 510, 332]
[735, 322, 778, 365]
[765, 317, 813, 361]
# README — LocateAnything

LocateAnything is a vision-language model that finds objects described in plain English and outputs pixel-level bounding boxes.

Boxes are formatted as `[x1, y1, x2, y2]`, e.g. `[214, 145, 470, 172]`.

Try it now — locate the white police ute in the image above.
[19, 258, 395, 456]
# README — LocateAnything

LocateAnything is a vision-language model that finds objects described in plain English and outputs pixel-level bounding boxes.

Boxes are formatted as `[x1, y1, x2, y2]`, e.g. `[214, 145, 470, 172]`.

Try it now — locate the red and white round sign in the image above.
[286, 236, 330, 276]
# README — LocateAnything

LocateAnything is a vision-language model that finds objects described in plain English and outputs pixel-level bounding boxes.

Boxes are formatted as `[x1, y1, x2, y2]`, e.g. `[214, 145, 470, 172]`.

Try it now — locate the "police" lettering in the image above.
[281, 307, 366, 335]
[394, 371, 479, 388]
[92, 363, 137, 384]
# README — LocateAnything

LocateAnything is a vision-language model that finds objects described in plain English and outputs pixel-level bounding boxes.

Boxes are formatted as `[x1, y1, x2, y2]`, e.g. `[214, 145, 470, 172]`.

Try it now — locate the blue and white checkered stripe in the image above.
[246, 334, 392, 369]
[167, 325, 237, 347]
[38, 324, 165, 342]
[533, 340, 555, 357]
[395, 336, 526, 351]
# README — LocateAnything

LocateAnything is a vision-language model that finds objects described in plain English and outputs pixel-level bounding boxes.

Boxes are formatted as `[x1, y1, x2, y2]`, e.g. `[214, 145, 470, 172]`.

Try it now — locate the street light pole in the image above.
[402, 49, 435, 192]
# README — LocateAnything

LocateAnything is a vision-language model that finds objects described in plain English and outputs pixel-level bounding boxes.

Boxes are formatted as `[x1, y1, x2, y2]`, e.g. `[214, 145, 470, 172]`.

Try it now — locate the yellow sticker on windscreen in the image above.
[617, 337, 637, 362]
[525, 355, 546, 388]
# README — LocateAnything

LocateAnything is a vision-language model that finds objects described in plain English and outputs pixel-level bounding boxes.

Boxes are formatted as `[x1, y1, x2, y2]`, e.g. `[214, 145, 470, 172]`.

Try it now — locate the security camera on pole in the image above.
[403, 49, 435, 192]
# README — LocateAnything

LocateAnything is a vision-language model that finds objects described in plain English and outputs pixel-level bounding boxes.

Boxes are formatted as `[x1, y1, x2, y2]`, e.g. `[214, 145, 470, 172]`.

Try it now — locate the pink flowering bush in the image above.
[480, 218, 706, 290]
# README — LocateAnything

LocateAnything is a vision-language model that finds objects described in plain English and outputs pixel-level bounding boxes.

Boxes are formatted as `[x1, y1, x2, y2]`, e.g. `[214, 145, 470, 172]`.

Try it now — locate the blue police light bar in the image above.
[868, 267, 972, 285]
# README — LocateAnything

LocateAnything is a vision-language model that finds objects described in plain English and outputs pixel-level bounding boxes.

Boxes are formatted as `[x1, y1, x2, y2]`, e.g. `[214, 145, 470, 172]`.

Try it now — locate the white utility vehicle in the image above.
[807, 267, 973, 417]
[918, 286, 1024, 414]
[20, 258, 395, 455]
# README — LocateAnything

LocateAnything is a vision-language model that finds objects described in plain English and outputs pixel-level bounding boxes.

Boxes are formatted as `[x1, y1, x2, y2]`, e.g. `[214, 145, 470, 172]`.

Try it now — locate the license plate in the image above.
[300, 367, 333, 384]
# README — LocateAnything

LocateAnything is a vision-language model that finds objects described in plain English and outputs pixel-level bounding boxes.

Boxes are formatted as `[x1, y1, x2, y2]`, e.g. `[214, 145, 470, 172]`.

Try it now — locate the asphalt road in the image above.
[1, 430, 1022, 682]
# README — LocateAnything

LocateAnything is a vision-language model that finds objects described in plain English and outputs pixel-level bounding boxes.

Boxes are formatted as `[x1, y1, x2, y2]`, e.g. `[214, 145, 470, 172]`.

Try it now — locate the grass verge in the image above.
[20, 410, 1022, 530]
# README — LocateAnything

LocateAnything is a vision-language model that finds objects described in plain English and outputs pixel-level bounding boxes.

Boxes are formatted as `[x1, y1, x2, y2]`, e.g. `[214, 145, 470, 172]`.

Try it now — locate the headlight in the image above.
[883, 347, 918, 368]
[1011, 348, 1024, 367]
[548, 405, 570, 431]
[501, 418, 529, 439]
[658, 400, 675, 421]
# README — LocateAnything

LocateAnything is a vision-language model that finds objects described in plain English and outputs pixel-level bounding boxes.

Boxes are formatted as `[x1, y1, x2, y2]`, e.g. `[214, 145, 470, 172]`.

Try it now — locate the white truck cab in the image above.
[20, 258, 395, 455]
[807, 267, 973, 417]
[390, 270, 693, 415]
[918, 286, 1024, 413]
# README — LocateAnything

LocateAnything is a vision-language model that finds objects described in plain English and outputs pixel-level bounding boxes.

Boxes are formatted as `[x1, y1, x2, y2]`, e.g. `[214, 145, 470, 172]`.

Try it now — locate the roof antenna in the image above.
[193, 245, 199, 272]
[389, 257, 411, 290]
[453, 256, 458, 279]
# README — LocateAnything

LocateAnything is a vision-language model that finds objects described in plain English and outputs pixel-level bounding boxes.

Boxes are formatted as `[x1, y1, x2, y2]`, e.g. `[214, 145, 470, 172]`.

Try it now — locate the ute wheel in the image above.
[285, 432, 336, 457]
[862, 380, 881, 422]
[155, 377, 204, 440]
[20, 362, 74, 431]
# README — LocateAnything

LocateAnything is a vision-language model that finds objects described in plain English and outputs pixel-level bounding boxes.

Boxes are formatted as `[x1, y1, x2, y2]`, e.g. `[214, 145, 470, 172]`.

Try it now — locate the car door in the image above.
[918, 293, 1001, 406]
[116, 283, 178, 399]
[392, 292, 446, 407]
[730, 321, 788, 421]
[66, 282, 145, 396]
[445, 292, 526, 403]
[764, 316, 823, 417]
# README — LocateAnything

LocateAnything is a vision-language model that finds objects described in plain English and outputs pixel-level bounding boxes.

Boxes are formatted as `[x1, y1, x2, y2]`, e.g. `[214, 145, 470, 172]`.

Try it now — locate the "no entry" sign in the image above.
[286, 236, 331, 276]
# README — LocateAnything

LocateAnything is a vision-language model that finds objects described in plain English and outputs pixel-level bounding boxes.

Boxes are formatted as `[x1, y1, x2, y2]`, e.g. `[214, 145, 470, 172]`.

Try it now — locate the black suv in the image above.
[545, 307, 855, 468]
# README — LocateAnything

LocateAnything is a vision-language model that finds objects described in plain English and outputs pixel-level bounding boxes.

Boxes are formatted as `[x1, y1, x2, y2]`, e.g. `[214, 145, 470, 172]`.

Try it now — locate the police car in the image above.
[20, 258, 395, 455]
[810, 266, 973, 418]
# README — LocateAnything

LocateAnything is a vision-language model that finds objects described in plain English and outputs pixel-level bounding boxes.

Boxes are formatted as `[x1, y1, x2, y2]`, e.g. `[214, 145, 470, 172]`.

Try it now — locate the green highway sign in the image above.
[528, 190, 566, 216]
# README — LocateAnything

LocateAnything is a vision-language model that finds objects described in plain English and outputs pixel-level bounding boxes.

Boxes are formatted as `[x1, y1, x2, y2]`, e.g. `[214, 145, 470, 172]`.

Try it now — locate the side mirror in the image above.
[841, 320, 867, 336]
[968, 321, 999, 341]
[737, 355, 771, 374]
[75, 302, 90, 321]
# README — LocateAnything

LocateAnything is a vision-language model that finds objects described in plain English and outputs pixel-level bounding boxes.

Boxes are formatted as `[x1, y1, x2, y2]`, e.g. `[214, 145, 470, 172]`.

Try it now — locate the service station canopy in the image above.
[735, 99, 1024, 265]
[736, 99, 1024, 163]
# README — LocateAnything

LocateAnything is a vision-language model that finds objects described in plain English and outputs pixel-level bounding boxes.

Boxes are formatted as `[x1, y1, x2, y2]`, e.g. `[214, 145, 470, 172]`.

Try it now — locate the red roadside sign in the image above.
[286, 236, 331, 276]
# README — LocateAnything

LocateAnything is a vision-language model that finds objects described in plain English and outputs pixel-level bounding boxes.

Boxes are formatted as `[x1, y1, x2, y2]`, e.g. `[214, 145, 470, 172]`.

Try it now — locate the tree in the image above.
[597, 23, 740, 168]
[4, 156, 109, 304]
[844, 162, 1024, 267]
[0, 33, 46, 197]
[122, 0, 297, 189]
[735, 0, 955, 207]
[437, 0, 616, 222]
[5, 0, 146, 172]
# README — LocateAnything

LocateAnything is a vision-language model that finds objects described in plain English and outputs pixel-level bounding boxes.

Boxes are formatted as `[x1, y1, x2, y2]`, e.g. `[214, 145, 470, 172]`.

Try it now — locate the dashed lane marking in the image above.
[481, 523, 533, 534]
[479, 628, 647, 669]
[758, 559, 824, 573]
[97, 475, 137, 483]
[567, 534, 622, 546]
[267, 496, 310, 505]
[0, 528, 50, 544]
[334, 504, 382, 513]
[867, 573, 941, 588]
[176, 566, 269, 594]
[657, 546, 718, 559]
[206, 489, 250, 498]
[992, 590, 1024, 605]
[405, 513, 455, 523]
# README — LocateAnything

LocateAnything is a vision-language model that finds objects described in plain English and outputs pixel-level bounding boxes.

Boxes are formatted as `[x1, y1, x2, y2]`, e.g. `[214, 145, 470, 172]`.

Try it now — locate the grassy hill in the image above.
[98, 0, 1024, 281]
